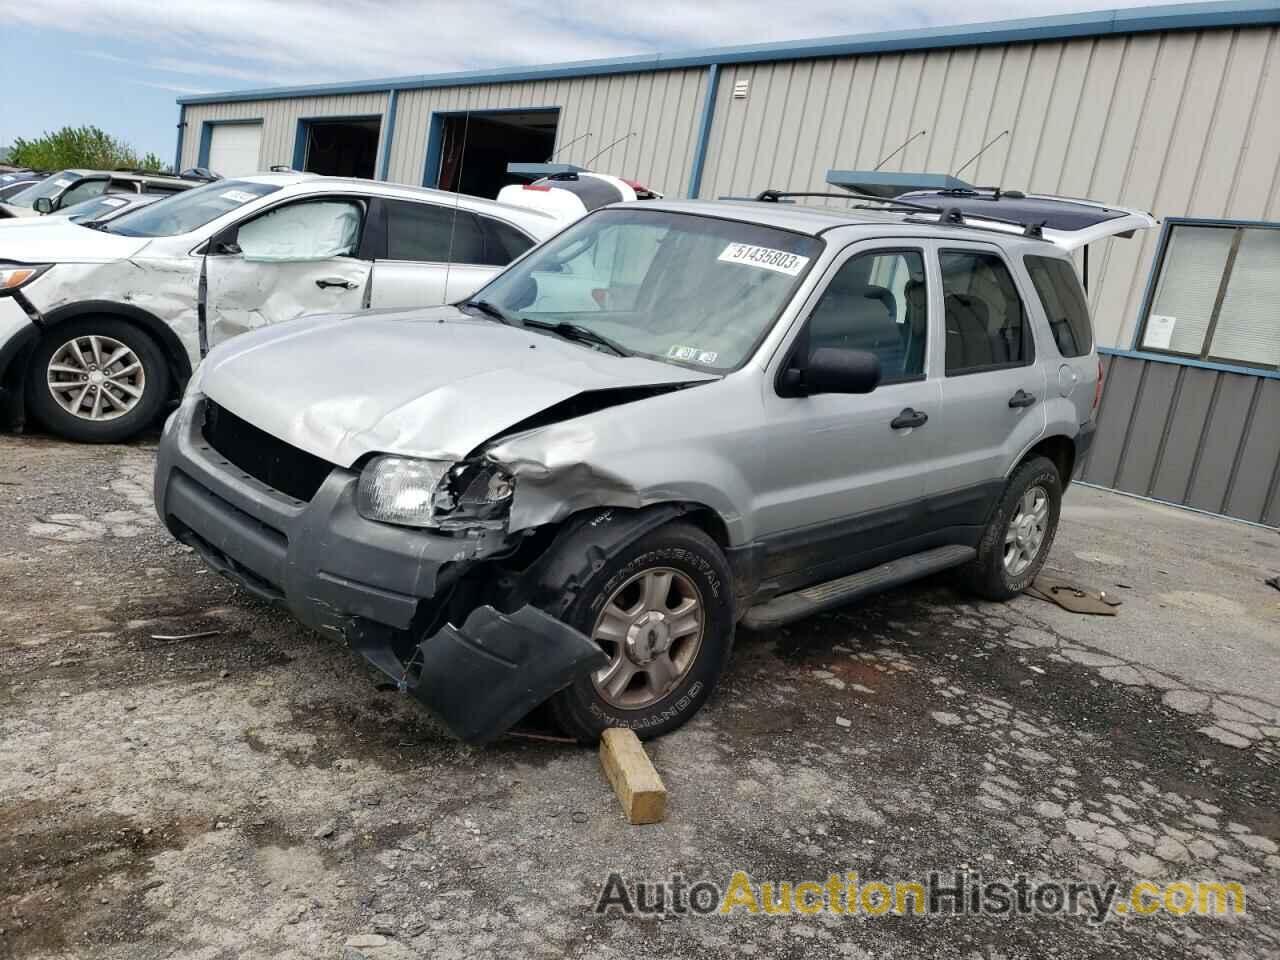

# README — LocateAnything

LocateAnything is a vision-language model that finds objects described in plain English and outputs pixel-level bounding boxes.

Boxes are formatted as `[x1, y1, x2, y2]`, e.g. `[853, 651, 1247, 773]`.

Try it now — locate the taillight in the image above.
[1093, 358, 1104, 414]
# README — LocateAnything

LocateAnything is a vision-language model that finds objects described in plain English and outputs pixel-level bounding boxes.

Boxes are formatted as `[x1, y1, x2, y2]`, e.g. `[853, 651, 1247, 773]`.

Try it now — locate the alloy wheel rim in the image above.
[590, 566, 705, 710]
[1004, 484, 1050, 577]
[46, 335, 145, 422]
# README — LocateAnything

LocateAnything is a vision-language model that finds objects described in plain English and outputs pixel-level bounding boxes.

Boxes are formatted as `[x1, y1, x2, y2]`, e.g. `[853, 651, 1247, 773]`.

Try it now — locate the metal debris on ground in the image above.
[1024, 573, 1121, 615]
[149, 630, 223, 642]
[1266, 575, 1280, 592]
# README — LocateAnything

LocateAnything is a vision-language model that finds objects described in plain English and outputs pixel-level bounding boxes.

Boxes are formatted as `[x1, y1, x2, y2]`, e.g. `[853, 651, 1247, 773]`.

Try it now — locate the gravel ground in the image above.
[1, 433, 1278, 960]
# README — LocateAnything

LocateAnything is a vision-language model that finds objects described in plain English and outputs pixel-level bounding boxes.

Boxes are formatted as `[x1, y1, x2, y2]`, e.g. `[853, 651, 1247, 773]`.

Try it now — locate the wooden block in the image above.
[599, 728, 667, 825]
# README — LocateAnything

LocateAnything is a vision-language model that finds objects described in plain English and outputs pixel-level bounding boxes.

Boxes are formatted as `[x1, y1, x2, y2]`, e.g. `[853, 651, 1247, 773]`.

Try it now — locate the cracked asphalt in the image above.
[1, 433, 1278, 959]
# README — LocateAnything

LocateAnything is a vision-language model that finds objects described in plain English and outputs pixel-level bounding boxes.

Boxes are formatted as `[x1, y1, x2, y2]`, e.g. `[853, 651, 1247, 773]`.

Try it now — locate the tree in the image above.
[7, 126, 168, 172]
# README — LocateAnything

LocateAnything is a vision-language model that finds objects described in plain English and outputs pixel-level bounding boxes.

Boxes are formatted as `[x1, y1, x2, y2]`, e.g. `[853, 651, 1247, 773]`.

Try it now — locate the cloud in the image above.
[11, 0, 1161, 94]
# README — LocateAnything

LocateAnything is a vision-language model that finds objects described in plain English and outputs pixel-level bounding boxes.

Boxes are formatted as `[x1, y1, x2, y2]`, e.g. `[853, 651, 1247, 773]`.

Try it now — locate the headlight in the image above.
[0, 263, 50, 294]
[356, 455, 514, 530]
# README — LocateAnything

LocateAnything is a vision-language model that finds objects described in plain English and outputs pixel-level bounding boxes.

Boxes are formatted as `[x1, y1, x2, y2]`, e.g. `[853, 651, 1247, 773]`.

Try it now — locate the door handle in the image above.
[1008, 389, 1038, 409]
[890, 407, 928, 430]
[316, 277, 358, 290]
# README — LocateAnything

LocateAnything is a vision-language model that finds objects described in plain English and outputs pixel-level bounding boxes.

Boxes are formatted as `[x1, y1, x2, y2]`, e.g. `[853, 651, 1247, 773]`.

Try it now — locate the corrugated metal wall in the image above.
[1082, 356, 1280, 526]
[180, 92, 390, 171]
[386, 69, 709, 196]
[697, 26, 1280, 352]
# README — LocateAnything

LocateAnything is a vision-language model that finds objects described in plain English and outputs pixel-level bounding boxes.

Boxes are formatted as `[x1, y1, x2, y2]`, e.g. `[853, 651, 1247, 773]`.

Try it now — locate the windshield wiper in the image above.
[521, 318, 631, 357]
[461, 299, 516, 325]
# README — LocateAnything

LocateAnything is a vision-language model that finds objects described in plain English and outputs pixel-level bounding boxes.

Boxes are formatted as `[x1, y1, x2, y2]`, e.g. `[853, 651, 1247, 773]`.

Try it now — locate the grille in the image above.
[202, 401, 335, 502]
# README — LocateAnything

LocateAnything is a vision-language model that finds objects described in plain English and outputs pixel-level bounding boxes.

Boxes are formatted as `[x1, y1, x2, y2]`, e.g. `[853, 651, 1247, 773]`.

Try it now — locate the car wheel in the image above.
[26, 317, 171, 443]
[960, 456, 1062, 601]
[545, 522, 735, 743]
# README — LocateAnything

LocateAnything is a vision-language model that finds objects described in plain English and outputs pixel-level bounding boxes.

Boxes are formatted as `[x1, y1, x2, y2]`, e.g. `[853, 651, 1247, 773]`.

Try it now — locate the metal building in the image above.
[174, 0, 1280, 527]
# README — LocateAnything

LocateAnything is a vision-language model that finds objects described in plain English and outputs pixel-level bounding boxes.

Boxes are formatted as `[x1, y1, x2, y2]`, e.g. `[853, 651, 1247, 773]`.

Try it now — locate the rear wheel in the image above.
[960, 456, 1062, 600]
[546, 523, 735, 743]
[26, 317, 170, 443]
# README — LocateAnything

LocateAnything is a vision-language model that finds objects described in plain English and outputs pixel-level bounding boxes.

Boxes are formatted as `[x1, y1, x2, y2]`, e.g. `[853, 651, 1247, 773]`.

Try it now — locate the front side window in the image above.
[474, 208, 822, 371]
[56, 178, 109, 209]
[478, 216, 534, 265]
[106, 180, 281, 238]
[234, 199, 363, 261]
[941, 250, 1033, 375]
[1024, 255, 1092, 357]
[1138, 223, 1280, 369]
[804, 250, 928, 383]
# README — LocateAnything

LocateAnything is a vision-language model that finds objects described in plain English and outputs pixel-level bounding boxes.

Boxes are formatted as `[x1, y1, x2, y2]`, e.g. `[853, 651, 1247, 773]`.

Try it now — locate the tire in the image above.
[545, 522, 735, 743]
[25, 317, 171, 443]
[960, 456, 1062, 601]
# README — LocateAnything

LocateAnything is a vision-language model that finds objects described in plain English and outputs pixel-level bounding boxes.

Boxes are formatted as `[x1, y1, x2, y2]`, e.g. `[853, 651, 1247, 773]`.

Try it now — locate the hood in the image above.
[200, 306, 715, 466]
[0, 217, 152, 262]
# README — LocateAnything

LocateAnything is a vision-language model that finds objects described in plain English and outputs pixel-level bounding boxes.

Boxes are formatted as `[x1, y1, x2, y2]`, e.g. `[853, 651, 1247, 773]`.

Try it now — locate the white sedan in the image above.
[0, 172, 566, 441]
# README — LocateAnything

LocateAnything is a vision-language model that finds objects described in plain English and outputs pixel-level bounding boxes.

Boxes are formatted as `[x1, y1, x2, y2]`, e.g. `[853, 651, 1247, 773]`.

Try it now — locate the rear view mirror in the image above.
[787, 347, 881, 396]
[34, 197, 53, 215]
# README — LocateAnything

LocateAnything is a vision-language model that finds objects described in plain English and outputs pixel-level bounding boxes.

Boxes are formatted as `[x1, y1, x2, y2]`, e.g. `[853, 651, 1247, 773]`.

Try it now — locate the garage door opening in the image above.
[432, 109, 559, 198]
[205, 122, 263, 178]
[299, 118, 381, 179]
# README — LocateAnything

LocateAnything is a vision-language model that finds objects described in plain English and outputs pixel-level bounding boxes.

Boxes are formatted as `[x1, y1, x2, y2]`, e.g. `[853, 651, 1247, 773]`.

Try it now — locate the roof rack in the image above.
[754, 188, 1048, 240]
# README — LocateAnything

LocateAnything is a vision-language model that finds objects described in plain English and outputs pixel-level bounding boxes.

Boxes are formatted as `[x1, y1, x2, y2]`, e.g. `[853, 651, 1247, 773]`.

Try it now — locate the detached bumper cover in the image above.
[154, 399, 602, 743]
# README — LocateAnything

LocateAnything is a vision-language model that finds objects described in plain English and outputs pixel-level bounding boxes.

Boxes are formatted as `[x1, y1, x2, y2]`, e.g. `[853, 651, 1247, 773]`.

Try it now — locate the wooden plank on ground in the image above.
[599, 728, 667, 825]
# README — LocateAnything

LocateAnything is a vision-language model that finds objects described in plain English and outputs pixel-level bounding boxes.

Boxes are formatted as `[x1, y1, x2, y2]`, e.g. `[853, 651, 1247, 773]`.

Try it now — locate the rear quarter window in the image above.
[1024, 255, 1093, 358]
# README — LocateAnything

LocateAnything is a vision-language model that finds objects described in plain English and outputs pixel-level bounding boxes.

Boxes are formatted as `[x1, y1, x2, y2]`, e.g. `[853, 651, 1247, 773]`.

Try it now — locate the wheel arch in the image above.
[1019, 434, 1076, 488]
[38, 300, 193, 398]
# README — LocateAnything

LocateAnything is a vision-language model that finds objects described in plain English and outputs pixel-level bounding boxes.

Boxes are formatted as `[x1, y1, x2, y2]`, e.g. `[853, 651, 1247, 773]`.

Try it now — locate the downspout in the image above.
[173, 104, 187, 174]
[379, 88, 400, 181]
[686, 63, 720, 199]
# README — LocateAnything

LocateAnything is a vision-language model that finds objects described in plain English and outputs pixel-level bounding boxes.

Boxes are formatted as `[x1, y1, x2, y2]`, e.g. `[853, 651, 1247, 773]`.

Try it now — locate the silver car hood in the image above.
[200, 307, 715, 467]
[0, 218, 152, 262]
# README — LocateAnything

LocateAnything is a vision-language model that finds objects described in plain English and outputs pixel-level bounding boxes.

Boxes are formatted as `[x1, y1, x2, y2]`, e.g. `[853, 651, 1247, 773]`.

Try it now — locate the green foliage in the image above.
[7, 126, 168, 173]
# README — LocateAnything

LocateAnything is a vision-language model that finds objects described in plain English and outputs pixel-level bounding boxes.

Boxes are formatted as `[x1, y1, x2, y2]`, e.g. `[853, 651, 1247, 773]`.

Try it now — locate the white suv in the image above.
[0, 172, 565, 442]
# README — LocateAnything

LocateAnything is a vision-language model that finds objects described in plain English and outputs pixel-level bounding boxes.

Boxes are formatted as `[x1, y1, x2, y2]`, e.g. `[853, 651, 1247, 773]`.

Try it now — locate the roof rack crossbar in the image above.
[756, 187, 1051, 239]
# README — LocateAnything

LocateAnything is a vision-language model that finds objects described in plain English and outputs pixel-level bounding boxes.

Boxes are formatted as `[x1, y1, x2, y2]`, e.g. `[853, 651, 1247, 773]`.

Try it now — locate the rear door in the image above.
[204, 195, 371, 352]
[367, 199, 536, 308]
[923, 242, 1046, 523]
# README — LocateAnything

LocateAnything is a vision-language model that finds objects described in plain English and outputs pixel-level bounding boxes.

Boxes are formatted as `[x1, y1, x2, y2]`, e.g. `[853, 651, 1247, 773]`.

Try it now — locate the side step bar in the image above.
[741, 545, 976, 630]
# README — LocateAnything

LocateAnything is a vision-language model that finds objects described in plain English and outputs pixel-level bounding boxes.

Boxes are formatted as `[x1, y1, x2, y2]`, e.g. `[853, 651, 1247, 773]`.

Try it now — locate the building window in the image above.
[1138, 222, 1280, 370]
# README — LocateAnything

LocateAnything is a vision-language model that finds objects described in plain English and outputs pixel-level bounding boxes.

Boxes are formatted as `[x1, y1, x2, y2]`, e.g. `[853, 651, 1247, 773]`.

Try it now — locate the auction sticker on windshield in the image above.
[221, 190, 260, 204]
[718, 243, 810, 276]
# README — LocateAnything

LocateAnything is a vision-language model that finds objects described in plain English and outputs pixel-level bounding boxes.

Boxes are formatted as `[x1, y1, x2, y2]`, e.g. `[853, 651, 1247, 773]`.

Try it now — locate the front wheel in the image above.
[25, 317, 171, 443]
[546, 523, 735, 743]
[960, 456, 1062, 600]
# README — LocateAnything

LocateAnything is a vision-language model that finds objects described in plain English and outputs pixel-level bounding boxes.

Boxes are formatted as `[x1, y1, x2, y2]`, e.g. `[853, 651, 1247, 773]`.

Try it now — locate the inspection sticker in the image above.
[718, 242, 810, 276]
[221, 189, 259, 204]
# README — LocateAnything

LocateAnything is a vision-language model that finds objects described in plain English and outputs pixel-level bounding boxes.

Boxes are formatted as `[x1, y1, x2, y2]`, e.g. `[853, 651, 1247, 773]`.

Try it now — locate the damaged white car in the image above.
[153, 190, 1154, 744]
[0, 172, 563, 442]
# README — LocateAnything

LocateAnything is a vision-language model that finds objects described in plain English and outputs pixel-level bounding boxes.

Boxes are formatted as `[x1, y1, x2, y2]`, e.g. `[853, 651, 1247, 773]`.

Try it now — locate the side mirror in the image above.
[786, 347, 881, 396]
[34, 197, 53, 215]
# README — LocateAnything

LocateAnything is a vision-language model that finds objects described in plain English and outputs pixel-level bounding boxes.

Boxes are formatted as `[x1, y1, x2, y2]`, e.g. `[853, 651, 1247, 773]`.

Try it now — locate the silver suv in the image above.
[153, 189, 1154, 744]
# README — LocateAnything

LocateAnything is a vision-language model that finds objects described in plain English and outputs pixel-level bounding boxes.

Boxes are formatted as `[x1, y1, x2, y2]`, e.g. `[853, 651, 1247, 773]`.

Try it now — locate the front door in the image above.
[924, 242, 1047, 524]
[204, 196, 371, 353]
[752, 242, 940, 589]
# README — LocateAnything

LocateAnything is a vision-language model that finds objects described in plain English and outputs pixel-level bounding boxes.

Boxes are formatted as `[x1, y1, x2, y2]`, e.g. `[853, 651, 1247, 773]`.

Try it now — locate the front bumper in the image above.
[153, 399, 605, 743]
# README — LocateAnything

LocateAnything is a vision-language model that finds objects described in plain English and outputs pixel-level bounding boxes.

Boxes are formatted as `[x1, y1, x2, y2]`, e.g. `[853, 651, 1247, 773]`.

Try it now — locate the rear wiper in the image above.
[461, 299, 515, 325]
[521, 318, 630, 357]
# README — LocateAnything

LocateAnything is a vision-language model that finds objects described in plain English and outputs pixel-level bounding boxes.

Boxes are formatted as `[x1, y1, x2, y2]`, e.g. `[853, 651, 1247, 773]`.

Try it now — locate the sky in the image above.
[0, 0, 1170, 165]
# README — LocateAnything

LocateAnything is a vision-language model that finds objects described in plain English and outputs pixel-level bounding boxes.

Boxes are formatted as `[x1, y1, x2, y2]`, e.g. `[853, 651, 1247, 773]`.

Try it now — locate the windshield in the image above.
[105, 180, 282, 237]
[6, 171, 80, 209]
[63, 195, 136, 223]
[474, 208, 821, 370]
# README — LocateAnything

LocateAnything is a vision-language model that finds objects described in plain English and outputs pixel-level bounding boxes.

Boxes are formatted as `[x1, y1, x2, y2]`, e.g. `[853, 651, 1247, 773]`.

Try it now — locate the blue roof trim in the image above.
[176, 0, 1280, 106]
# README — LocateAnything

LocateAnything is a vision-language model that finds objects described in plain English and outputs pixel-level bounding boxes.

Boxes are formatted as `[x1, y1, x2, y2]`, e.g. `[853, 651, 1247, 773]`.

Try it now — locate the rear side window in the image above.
[940, 250, 1034, 375]
[385, 200, 484, 264]
[479, 216, 534, 265]
[1024, 255, 1092, 357]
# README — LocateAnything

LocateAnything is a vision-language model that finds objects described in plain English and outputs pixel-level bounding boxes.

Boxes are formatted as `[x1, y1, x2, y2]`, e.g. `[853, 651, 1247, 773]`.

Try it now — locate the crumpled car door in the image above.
[202, 198, 371, 353]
